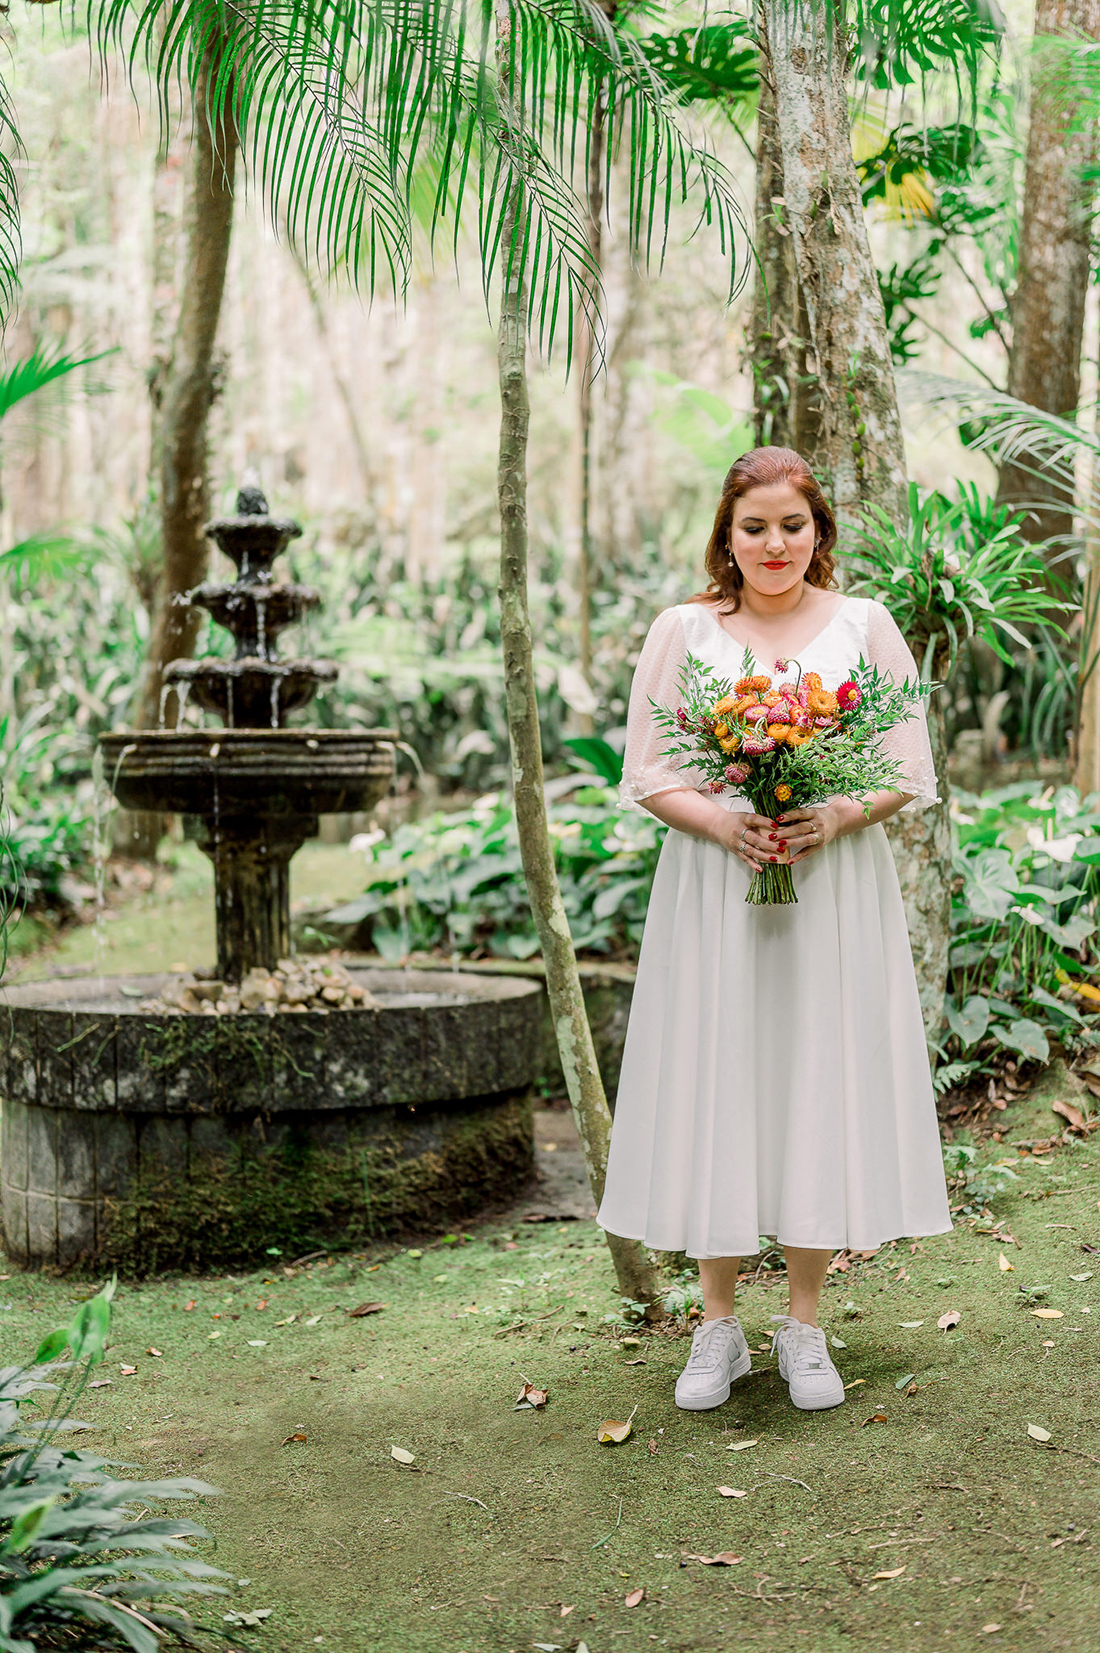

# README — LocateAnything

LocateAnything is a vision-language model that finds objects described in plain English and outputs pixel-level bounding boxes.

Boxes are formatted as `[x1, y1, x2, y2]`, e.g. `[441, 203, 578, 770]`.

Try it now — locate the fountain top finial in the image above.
[236, 484, 269, 517]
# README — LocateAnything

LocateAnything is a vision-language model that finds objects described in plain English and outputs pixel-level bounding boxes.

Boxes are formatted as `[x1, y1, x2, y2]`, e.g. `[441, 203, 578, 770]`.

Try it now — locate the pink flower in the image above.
[790, 706, 812, 730]
[676, 706, 689, 729]
[774, 656, 790, 674]
[741, 733, 776, 755]
[708, 779, 726, 793]
[836, 679, 863, 711]
[814, 715, 833, 728]
[776, 681, 798, 698]
[743, 702, 768, 722]
[766, 705, 789, 725]
[725, 762, 750, 785]
[798, 686, 811, 707]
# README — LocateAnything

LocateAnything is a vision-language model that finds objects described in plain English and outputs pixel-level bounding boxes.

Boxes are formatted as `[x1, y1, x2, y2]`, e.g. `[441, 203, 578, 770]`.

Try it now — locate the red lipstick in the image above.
[763, 560, 788, 570]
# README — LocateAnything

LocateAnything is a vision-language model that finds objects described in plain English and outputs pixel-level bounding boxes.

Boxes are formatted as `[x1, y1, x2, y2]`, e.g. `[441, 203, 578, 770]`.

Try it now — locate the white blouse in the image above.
[618, 595, 939, 815]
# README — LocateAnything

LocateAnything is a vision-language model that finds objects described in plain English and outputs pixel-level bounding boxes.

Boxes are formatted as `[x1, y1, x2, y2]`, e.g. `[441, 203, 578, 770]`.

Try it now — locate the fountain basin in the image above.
[0, 966, 541, 1272]
[163, 658, 338, 725]
[186, 582, 321, 660]
[100, 728, 395, 818]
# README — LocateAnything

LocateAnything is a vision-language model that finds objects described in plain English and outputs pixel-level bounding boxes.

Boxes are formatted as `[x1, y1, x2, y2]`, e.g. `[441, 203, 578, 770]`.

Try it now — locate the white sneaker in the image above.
[674, 1314, 752, 1411]
[769, 1316, 845, 1410]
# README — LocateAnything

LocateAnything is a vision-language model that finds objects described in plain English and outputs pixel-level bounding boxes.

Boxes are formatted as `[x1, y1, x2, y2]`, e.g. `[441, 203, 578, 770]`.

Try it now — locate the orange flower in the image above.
[786, 728, 815, 746]
[807, 688, 838, 717]
[774, 783, 792, 803]
[714, 695, 737, 716]
[803, 671, 823, 692]
[734, 676, 756, 695]
[719, 735, 740, 754]
[749, 675, 772, 692]
[769, 724, 793, 746]
[762, 690, 783, 708]
[714, 722, 730, 739]
[732, 695, 757, 716]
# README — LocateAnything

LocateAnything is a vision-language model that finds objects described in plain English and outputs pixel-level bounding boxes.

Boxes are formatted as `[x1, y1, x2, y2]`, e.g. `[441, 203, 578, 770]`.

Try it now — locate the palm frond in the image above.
[89, 0, 749, 350]
[898, 369, 1100, 535]
[0, 346, 115, 423]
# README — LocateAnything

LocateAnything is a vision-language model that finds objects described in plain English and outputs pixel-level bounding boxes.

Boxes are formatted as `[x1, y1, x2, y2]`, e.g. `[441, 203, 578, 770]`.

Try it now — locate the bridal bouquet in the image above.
[650, 647, 931, 905]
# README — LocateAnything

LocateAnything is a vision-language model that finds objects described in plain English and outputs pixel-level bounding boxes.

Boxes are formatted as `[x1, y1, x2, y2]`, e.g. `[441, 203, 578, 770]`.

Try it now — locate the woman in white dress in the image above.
[595, 447, 952, 1413]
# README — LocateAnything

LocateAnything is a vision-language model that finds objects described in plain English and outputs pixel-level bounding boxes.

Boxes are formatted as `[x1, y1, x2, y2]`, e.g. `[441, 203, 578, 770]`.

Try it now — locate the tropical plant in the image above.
[846, 481, 1065, 677]
[0, 1281, 228, 1652]
[941, 782, 1100, 1087]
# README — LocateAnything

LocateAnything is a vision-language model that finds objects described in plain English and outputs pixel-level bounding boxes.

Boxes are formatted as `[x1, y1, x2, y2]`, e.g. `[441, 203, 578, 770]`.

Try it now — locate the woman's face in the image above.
[729, 482, 817, 599]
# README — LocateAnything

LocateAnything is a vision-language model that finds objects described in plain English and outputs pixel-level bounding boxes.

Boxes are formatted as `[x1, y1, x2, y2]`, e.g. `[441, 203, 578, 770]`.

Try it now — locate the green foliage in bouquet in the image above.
[0, 1280, 228, 1652]
[650, 646, 931, 906]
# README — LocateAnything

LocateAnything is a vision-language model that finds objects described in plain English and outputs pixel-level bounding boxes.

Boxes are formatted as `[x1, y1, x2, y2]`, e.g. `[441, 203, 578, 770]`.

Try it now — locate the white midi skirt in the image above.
[595, 814, 953, 1259]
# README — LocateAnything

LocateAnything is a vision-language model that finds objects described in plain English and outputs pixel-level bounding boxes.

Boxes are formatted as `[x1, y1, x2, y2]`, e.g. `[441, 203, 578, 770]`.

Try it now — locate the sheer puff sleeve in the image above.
[619, 607, 699, 812]
[864, 598, 940, 812]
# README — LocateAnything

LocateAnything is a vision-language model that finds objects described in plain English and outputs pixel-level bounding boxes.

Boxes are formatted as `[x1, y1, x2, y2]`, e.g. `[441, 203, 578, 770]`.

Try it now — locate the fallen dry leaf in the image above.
[1027, 1423, 1052, 1442]
[255, 1299, 269, 1311]
[390, 1445, 416, 1464]
[515, 1379, 549, 1410]
[597, 1405, 638, 1445]
[624, 1587, 645, 1608]
[89, 1379, 112, 1389]
[717, 1486, 748, 1498]
[998, 1254, 1014, 1272]
[862, 1411, 888, 1427]
[559, 1605, 574, 1617]
[980, 1625, 1003, 1635]
[844, 1378, 866, 1390]
[1031, 1308, 1064, 1320]
[1052, 1097, 1088, 1133]
[937, 1310, 962, 1332]
[726, 1438, 759, 1450]
[281, 1431, 307, 1446]
[898, 1320, 924, 1328]
[146, 1347, 163, 1358]
[872, 1566, 906, 1579]
[119, 1365, 138, 1376]
[349, 1302, 386, 1317]
[182, 1300, 196, 1311]
[682, 1552, 743, 1566]
[624, 1357, 647, 1366]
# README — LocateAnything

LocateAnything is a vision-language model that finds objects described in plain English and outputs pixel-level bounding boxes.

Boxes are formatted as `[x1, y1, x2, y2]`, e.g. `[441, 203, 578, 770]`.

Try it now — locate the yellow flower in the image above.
[774, 783, 792, 803]
[714, 721, 729, 739]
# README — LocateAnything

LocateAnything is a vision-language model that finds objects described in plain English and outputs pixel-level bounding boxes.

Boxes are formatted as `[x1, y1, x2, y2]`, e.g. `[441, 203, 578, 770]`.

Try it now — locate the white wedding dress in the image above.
[595, 595, 953, 1259]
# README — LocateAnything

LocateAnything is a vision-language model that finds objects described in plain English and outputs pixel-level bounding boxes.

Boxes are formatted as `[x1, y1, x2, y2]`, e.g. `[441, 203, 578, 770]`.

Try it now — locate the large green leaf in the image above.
[959, 846, 1019, 920]
[945, 992, 990, 1046]
[993, 1018, 1050, 1064]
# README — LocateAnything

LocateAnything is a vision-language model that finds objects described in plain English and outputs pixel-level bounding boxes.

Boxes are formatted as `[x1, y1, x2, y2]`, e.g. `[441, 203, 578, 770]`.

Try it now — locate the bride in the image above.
[596, 446, 952, 1413]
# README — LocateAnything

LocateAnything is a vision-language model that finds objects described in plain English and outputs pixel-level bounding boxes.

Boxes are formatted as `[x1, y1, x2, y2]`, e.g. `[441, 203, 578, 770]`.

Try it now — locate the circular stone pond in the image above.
[0, 966, 541, 1273]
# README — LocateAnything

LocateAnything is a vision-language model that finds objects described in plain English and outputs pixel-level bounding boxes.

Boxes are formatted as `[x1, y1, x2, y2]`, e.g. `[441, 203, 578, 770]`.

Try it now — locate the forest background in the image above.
[4, 0, 1100, 1102]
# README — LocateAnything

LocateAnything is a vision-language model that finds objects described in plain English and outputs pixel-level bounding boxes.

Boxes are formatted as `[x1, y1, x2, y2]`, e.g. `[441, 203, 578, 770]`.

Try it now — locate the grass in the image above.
[2, 1071, 1099, 1651]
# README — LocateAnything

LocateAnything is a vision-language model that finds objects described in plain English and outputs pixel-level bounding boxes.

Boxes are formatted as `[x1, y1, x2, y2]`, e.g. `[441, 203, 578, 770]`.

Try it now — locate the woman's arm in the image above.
[640, 787, 780, 869]
[776, 788, 914, 864]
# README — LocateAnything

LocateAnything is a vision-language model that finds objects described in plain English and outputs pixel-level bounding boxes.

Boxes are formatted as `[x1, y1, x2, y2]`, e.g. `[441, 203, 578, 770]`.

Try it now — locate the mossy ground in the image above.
[2, 1075, 1099, 1652]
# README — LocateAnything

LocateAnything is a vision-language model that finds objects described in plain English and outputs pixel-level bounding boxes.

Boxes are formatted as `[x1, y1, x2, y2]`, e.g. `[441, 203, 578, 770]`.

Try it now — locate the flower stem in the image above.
[746, 861, 797, 905]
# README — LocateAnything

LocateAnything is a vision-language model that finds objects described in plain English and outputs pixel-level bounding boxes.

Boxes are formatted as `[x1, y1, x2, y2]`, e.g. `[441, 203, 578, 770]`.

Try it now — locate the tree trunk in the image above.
[130, 37, 237, 770]
[998, 0, 1100, 547]
[750, 10, 821, 456]
[1074, 338, 1100, 795]
[763, 0, 949, 1047]
[762, 0, 906, 533]
[495, 8, 659, 1316]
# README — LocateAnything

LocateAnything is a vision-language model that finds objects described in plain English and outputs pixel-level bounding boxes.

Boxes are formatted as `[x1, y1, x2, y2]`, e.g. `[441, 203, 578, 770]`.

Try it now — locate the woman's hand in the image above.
[720, 810, 780, 871]
[773, 803, 841, 864]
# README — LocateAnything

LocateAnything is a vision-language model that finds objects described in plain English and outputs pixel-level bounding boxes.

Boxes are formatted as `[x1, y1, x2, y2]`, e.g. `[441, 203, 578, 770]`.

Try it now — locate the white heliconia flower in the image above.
[1025, 828, 1082, 862]
[349, 828, 387, 856]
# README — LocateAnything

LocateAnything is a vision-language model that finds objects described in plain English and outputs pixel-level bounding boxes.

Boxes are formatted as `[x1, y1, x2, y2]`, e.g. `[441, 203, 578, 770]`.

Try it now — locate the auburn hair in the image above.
[688, 446, 839, 614]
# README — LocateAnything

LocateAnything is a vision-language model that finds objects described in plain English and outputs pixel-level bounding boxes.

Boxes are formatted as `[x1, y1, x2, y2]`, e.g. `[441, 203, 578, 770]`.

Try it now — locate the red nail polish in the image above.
[770, 855, 778, 862]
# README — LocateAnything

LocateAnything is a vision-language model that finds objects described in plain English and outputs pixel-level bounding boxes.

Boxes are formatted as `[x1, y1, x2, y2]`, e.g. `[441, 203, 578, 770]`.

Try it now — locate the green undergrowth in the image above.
[0, 1082, 1098, 1652]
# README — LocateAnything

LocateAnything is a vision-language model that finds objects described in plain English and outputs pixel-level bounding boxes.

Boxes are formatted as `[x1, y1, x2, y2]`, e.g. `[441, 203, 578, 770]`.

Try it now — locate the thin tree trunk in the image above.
[763, 0, 948, 1046]
[131, 37, 237, 749]
[998, 0, 1100, 548]
[1074, 334, 1100, 795]
[495, 8, 659, 1316]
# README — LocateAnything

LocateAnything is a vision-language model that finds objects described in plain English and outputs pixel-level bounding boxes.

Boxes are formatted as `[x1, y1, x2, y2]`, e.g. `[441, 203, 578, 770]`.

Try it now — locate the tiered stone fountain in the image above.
[0, 488, 539, 1271]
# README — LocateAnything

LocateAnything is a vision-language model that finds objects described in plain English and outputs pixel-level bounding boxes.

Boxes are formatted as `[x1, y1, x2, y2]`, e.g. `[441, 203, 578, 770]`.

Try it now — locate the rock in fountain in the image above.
[1, 486, 539, 1271]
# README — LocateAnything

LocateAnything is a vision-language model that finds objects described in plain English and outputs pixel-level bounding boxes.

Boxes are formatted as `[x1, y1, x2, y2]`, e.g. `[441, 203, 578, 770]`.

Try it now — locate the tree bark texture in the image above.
[763, 0, 949, 1046]
[133, 39, 237, 740]
[495, 17, 659, 1311]
[998, 0, 1100, 546]
[1074, 350, 1100, 795]
[750, 12, 821, 457]
[761, 0, 906, 534]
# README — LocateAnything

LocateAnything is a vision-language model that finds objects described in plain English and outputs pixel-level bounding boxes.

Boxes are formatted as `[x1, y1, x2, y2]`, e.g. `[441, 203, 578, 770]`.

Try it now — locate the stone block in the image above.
[57, 1197, 96, 1266]
[115, 1016, 166, 1112]
[2, 1099, 29, 1191]
[27, 1107, 57, 1196]
[57, 1111, 96, 1199]
[374, 1006, 422, 1106]
[35, 1011, 73, 1109]
[71, 1014, 118, 1111]
[188, 1114, 236, 1168]
[8, 1010, 37, 1104]
[160, 1022, 215, 1115]
[322, 1008, 377, 1108]
[270, 1017, 326, 1109]
[421, 1004, 469, 1102]
[95, 1113, 138, 1197]
[213, 1016, 270, 1111]
[26, 1192, 58, 1265]
[1, 1187, 28, 1262]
